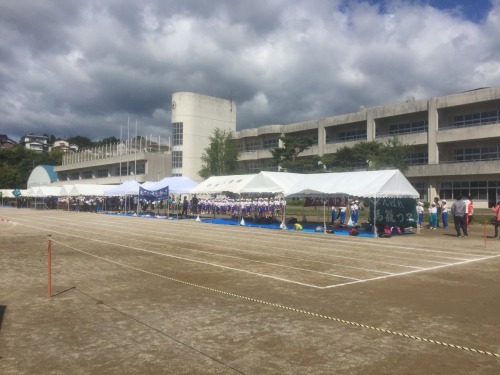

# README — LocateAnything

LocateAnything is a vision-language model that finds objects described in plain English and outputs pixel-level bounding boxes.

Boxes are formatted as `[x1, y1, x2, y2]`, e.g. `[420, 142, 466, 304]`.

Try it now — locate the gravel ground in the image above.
[0, 208, 499, 374]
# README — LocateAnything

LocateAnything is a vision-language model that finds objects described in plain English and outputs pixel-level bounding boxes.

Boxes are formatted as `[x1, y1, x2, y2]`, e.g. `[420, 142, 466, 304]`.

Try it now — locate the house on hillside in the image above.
[50, 138, 78, 153]
[20, 134, 49, 153]
[0, 134, 16, 149]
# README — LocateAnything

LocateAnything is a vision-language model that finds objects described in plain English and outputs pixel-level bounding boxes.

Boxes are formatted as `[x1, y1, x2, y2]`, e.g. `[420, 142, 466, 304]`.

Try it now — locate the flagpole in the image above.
[119, 126, 122, 183]
[127, 115, 130, 179]
[135, 119, 137, 179]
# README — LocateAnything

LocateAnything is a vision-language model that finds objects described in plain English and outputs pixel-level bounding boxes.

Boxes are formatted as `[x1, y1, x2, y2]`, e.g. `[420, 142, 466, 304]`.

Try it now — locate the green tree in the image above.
[45, 148, 64, 165]
[351, 141, 383, 167]
[288, 155, 323, 173]
[372, 137, 413, 173]
[320, 138, 413, 173]
[198, 128, 239, 179]
[320, 147, 354, 171]
[43, 133, 57, 144]
[67, 135, 93, 149]
[270, 135, 314, 172]
[95, 136, 120, 146]
[0, 164, 23, 188]
[0, 144, 64, 188]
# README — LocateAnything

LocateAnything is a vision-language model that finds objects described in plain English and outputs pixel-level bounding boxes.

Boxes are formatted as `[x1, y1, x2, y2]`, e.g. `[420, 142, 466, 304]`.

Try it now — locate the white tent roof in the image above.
[67, 184, 113, 196]
[1, 189, 28, 198]
[240, 171, 303, 194]
[284, 170, 419, 198]
[104, 180, 141, 196]
[190, 174, 257, 195]
[142, 176, 197, 195]
[27, 185, 63, 197]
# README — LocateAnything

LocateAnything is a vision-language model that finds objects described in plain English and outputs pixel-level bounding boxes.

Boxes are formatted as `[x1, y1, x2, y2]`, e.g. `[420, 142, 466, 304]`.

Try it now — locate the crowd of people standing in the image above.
[416, 195, 500, 238]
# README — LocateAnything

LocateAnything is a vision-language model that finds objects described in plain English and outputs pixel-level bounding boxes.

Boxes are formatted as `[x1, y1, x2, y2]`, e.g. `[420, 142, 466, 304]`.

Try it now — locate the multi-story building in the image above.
[20, 134, 49, 152]
[52, 141, 171, 186]
[234, 86, 500, 208]
[38, 86, 500, 207]
[170, 92, 236, 183]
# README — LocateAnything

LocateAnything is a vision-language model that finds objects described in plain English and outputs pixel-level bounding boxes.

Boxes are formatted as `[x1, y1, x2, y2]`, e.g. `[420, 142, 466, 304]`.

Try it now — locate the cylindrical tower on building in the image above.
[170, 92, 236, 182]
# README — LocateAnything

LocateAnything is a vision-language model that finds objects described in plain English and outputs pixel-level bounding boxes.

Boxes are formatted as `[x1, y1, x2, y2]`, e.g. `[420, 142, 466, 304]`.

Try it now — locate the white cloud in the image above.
[1, 0, 499, 142]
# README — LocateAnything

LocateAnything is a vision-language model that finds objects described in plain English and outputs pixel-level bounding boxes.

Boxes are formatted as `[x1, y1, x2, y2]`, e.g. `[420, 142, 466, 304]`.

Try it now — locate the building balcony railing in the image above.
[406, 159, 500, 178]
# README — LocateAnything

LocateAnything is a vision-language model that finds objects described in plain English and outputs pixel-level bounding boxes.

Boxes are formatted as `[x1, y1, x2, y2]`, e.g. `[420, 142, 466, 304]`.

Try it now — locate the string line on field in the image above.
[72, 287, 246, 374]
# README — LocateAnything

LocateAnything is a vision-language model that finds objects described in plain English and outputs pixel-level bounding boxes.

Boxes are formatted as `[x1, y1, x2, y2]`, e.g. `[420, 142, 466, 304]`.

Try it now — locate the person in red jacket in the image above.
[492, 201, 500, 238]
[465, 196, 474, 229]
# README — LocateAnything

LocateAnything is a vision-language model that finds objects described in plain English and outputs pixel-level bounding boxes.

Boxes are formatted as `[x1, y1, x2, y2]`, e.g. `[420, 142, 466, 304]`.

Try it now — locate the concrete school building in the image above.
[48, 87, 500, 208]
[232, 86, 500, 208]
[170, 92, 236, 182]
[49, 92, 236, 187]
[53, 141, 171, 186]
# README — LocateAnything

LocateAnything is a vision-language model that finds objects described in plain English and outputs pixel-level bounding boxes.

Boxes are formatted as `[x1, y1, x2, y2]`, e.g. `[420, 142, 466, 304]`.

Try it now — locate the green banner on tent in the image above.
[368, 198, 417, 228]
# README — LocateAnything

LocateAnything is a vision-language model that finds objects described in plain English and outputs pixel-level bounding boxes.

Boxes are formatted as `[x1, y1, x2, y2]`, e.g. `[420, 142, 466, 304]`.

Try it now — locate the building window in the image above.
[136, 164, 145, 174]
[247, 162, 261, 173]
[172, 122, 183, 146]
[407, 151, 428, 165]
[82, 171, 93, 179]
[451, 109, 499, 128]
[69, 173, 79, 180]
[97, 169, 108, 178]
[454, 146, 500, 162]
[337, 129, 366, 142]
[439, 180, 499, 201]
[246, 141, 261, 151]
[263, 138, 279, 149]
[262, 160, 277, 171]
[172, 151, 183, 168]
[389, 120, 428, 135]
[411, 182, 427, 200]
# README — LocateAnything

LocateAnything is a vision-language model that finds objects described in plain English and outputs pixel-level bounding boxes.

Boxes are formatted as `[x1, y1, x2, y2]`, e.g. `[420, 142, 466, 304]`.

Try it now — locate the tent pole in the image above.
[373, 195, 378, 238]
[281, 194, 286, 230]
[323, 199, 326, 234]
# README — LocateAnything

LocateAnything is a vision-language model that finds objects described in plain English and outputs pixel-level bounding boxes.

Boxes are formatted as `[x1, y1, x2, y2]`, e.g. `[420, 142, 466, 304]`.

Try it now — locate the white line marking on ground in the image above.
[31, 215, 428, 272]
[7, 214, 500, 289]
[320, 253, 500, 288]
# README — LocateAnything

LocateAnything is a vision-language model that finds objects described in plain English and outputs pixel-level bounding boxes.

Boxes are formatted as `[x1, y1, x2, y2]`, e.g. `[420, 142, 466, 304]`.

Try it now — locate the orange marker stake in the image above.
[48, 235, 52, 297]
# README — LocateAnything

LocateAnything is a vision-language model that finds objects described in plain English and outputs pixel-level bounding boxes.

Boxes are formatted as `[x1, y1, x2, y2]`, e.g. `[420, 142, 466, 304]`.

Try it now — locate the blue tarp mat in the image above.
[201, 218, 377, 237]
[103, 213, 412, 238]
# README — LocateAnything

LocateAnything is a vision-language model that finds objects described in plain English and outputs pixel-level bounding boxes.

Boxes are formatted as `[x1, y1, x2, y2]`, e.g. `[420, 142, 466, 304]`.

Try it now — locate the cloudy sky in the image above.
[1, 0, 499, 143]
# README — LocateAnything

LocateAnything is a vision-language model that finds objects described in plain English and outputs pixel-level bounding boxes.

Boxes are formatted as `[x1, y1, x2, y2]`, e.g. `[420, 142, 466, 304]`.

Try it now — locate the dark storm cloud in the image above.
[1, 0, 500, 142]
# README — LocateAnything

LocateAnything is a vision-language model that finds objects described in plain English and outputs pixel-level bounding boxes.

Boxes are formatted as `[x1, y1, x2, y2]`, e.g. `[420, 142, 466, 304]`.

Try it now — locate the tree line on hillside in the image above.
[0, 135, 130, 189]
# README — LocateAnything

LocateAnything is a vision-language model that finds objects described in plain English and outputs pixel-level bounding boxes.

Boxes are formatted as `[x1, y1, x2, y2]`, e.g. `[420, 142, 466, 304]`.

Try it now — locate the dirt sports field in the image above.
[0, 208, 499, 374]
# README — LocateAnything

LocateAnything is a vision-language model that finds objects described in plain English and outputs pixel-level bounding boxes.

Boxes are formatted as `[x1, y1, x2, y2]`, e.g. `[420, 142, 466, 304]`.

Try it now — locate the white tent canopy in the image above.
[190, 174, 257, 195]
[284, 170, 419, 198]
[1, 189, 28, 198]
[104, 180, 141, 196]
[142, 176, 197, 195]
[240, 171, 303, 195]
[66, 184, 114, 197]
[191, 170, 418, 198]
[27, 185, 63, 197]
